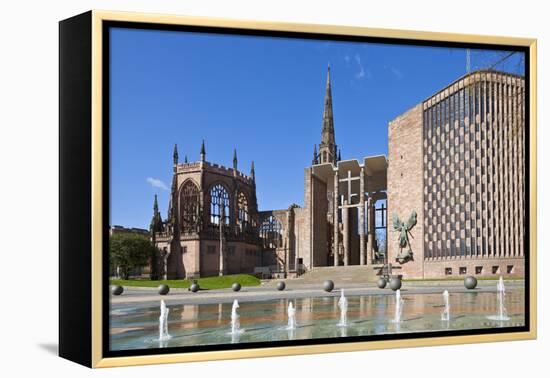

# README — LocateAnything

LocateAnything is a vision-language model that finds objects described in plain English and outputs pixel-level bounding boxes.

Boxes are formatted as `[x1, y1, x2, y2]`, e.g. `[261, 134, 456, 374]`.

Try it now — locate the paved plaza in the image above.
[110, 278, 524, 309]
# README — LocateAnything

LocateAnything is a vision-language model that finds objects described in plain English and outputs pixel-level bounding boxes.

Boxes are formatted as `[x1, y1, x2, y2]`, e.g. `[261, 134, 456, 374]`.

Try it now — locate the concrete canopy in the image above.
[363, 155, 388, 194]
[310, 155, 388, 204]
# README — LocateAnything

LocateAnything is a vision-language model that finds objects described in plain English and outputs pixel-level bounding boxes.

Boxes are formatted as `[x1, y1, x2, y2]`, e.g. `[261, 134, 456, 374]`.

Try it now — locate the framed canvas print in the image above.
[59, 10, 537, 368]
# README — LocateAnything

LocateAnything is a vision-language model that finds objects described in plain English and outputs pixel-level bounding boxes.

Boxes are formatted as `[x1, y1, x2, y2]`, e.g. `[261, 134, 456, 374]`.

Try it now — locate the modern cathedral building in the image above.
[150, 67, 525, 280]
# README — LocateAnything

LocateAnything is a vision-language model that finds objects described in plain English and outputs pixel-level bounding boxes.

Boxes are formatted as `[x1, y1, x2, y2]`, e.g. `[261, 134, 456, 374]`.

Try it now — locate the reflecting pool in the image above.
[110, 289, 525, 351]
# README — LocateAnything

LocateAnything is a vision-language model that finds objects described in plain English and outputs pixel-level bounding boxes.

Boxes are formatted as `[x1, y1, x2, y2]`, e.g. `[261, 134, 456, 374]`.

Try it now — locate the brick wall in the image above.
[388, 104, 425, 278]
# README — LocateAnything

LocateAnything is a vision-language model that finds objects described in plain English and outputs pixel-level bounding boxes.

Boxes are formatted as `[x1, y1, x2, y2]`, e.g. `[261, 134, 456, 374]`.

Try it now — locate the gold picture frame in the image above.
[59, 9, 537, 368]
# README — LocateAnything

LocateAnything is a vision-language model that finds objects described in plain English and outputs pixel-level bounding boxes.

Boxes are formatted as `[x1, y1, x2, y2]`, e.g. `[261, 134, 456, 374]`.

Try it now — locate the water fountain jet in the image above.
[487, 276, 510, 321]
[393, 289, 404, 323]
[230, 299, 242, 335]
[158, 300, 171, 341]
[441, 290, 451, 322]
[337, 289, 348, 327]
[287, 301, 296, 330]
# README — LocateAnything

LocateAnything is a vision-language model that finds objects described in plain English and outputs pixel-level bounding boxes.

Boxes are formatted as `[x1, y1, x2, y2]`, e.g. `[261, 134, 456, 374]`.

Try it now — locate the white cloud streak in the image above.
[146, 177, 169, 191]
[354, 53, 371, 80]
[391, 67, 404, 79]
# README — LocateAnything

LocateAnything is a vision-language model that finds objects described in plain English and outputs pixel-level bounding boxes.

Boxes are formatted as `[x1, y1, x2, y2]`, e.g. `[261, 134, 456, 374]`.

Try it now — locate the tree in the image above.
[109, 233, 156, 280]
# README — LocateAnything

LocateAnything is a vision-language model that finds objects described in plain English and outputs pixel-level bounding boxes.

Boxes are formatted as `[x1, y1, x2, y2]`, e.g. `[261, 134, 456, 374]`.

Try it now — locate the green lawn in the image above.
[110, 274, 261, 290]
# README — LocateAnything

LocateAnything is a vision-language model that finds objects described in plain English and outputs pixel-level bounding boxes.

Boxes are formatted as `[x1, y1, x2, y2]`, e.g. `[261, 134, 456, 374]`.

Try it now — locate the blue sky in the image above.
[109, 27, 524, 229]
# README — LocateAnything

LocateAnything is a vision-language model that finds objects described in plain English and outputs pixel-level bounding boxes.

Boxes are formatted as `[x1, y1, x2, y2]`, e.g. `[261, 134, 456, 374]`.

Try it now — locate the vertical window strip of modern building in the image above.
[422, 103, 431, 258]
[506, 77, 512, 258]
[483, 74, 489, 257]
[510, 77, 517, 257]
[519, 77, 525, 258]
[465, 80, 472, 258]
[508, 77, 514, 257]
[504, 76, 512, 257]
[485, 78, 495, 257]
[482, 74, 489, 258]
[471, 77, 477, 257]
[519, 76, 525, 258]
[424, 103, 429, 258]
[512, 76, 518, 257]
[498, 74, 505, 258]
[441, 95, 446, 259]
[438, 96, 442, 259]
[427, 103, 433, 259]
[497, 75, 503, 256]
[473, 76, 478, 257]
[495, 74, 501, 258]
[495, 76, 501, 257]
[514, 77, 520, 258]
[502, 75, 508, 258]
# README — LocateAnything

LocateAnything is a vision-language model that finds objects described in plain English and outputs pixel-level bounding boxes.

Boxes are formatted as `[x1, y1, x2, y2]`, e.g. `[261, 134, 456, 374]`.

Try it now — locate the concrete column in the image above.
[343, 200, 349, 266]
[359, 167, 366, 265]
[367, 196, 375, 264]
[333, 170, 339, 266]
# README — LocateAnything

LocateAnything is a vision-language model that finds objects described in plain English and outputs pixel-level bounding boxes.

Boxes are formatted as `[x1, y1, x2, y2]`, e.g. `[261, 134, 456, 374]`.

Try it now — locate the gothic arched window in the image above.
[180, 180, 200, 233]
[259, 215, 282, 249]
[210, 184, 230, 226]
[237, 192, 249, 230]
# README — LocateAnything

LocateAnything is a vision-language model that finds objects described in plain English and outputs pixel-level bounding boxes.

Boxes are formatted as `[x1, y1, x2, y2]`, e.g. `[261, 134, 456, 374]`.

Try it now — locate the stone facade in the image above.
[387, 104, 425, 278]
[387, 70, 525, 279]
[151, 147, 262, 279]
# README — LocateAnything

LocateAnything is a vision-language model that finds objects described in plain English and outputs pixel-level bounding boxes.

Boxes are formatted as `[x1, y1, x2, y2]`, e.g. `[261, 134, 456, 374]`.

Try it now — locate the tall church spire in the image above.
[319, 64, 337, 164]
[233, 148, 238, 170]
[153, 194, 159, 215]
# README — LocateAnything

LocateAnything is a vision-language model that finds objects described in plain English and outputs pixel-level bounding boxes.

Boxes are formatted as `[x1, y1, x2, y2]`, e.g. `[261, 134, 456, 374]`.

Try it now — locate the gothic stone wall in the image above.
[258, 210, 291, 271]
[300, 168, 329, 269]
[199, 240, 261, 277]
[293, 207, 307, 269]
[388, 104, 425, 278]
[311, 174, 328, 267]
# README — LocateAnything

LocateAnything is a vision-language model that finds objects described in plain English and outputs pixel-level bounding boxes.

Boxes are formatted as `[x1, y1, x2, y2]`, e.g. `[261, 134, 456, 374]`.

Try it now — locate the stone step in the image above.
[298, 265, 383, 283]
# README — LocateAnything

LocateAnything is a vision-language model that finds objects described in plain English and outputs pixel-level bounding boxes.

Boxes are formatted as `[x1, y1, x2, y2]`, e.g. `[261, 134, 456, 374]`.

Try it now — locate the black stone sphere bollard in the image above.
[277, 281, 286, 291]
[190, 283, 200, 292]
[389, 277, 402, 291]
[158, 284, 170, 295]
[232, 282, 242, 292]
[464, 276, 478, 290]
[111, 285, 124, 296]
[377, 277, 387, 289]
[323, 280, 335, 292]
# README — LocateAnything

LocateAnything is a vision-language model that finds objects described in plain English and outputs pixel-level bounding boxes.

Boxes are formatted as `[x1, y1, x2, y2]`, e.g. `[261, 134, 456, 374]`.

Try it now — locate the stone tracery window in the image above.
[210, 184, 230, 226]
[180, 180, 200, 233]
[237, 191, 249, 230]
[259, 215, 282, 249]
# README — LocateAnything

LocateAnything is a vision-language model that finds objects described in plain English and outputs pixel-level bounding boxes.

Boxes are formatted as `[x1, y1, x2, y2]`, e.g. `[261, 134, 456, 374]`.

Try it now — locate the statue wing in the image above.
[392, 213, 402, 231]
[406, 211, 417, 231]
